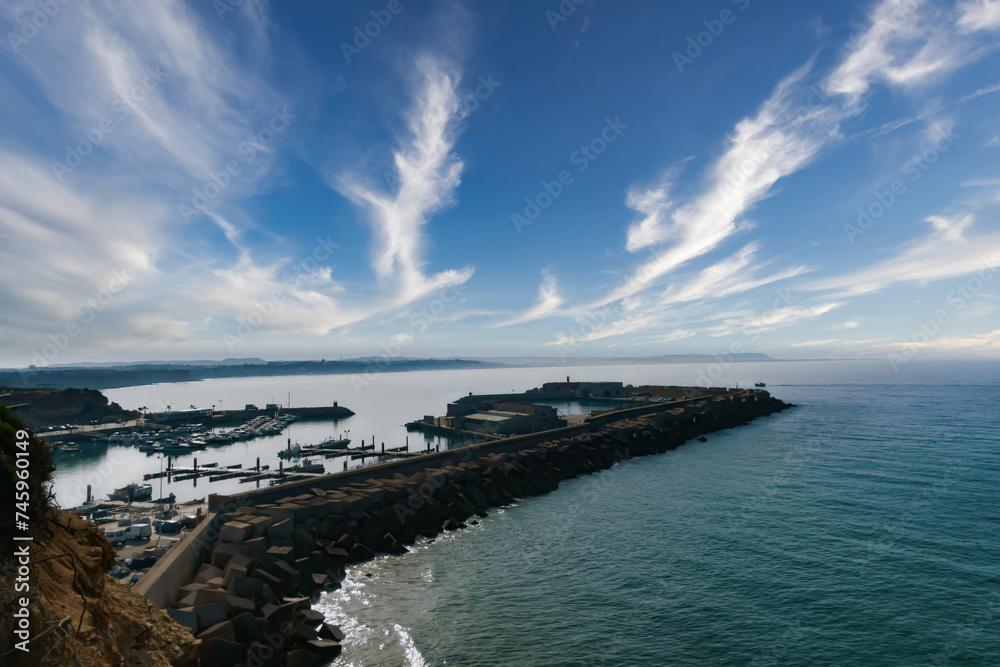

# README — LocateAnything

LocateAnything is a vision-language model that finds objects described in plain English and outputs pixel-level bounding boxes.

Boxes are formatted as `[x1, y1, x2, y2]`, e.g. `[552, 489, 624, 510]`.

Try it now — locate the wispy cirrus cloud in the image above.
[0, 0, 304, 359]
[806, 213, 1000, 297]
[336, 56, 474, 308]
[704, 302, 844, 338]
[547, 243, 805, 345]
[495, 271, 565, 327]
[601, 61, 832, 307]
[957, 0, 1000, 32]
[560, 0, 1000, 346]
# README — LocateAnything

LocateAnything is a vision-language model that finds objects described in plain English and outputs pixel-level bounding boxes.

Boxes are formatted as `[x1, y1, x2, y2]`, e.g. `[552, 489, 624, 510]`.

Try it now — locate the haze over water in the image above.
[50, 359, 1000, 665]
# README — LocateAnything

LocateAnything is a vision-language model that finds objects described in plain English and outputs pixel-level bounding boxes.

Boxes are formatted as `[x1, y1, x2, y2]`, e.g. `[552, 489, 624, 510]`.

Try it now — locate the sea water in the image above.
[51, 360, 1000, 665]
[308, 361, 1000, 666]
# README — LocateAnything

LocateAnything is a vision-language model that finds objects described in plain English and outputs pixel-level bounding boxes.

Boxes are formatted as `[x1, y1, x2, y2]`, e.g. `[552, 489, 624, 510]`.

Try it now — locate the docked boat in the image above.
[318, 436, 351, 449]
[160, 443, 196, 455]
[285, 459, 324, 474]
[278, 443, 302, 459]
[107, 483, 153, 501]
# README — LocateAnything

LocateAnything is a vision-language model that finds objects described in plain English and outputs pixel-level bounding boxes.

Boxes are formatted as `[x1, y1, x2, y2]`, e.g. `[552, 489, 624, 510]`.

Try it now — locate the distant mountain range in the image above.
[15, 357, 268, 369]
[475, 353, 775, 366]
[0, 353, 777, 391]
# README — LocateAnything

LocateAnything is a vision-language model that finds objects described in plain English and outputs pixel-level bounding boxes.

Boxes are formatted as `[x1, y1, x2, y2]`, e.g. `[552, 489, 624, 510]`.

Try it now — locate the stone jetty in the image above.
[141, 389, 791, 666]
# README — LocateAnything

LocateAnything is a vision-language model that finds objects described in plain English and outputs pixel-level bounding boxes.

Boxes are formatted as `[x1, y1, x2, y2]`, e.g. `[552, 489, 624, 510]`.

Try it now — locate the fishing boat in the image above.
[285, 459, 324, 474]
[278, 443, 302, 459]
[160, 443, 196, 455]
[318, 436, 351, 449]
[107, 483, 153, 501]
[755, 382, 766, 387]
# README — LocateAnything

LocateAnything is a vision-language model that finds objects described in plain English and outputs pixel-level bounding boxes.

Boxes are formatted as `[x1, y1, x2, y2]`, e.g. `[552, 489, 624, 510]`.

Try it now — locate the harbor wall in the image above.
[133, 389, 790, 665]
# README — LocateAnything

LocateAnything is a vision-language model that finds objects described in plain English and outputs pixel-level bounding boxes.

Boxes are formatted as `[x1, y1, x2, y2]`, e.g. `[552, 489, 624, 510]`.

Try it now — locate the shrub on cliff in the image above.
[0, 404, 54, 544]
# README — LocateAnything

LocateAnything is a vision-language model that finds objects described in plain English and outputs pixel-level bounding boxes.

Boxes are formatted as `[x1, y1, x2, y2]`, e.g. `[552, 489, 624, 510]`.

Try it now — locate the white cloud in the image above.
[495, 272, 565, 327]
[658, 242, 807, 306]
[603, 62, 832, 307]
[957, 0, 1000, 32]
[825, 0, 995, 106]
[568, 0, 1000, 346]
[874, 327, 1000, 354]
[554, 243, 804, 345]
[807, 214, 1000, 296]
[789, 338, 850, 347]
[706, 302, 844, 338]
[336, 56, 474, 307]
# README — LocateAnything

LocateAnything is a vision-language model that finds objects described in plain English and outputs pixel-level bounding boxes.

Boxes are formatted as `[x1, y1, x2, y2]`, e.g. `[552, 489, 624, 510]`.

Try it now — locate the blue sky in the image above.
[1, 0, 999, 367]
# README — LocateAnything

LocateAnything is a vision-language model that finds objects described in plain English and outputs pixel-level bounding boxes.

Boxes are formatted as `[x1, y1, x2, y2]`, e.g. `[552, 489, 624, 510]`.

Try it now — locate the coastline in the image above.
[136, 389, 792, 665]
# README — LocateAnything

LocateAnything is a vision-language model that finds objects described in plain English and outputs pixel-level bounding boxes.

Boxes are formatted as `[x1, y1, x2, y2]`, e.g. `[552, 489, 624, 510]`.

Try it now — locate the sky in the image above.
[0, 0, 999, 368]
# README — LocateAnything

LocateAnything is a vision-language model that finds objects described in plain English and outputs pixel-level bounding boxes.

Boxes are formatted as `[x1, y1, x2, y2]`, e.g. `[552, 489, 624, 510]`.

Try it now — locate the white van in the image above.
[126, 524, 152, 540]
[104, 528, 128, 545]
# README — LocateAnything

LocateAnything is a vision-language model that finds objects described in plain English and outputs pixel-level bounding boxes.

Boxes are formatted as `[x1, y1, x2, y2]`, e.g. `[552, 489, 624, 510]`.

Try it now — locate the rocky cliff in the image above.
[0, 406, 197, 666]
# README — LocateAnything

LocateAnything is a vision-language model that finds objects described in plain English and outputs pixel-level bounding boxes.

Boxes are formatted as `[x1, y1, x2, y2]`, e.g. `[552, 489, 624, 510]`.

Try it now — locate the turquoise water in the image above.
[314, 364, 1000, 666]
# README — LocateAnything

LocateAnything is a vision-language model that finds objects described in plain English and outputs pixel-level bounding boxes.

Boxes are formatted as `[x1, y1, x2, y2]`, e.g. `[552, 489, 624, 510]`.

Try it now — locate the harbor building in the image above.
[443, 400, 566, 435]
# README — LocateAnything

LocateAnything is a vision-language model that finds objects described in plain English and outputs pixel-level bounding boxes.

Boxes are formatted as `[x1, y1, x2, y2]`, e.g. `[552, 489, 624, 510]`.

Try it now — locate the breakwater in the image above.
[158, 404, 355, 427]
[135, 389, 791, 666]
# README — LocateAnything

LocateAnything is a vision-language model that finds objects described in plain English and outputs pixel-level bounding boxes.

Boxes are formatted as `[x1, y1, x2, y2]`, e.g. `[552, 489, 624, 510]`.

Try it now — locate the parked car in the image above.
[178, 516, 199, 530]
[126, 556, 157, 570]
[156, 520, 181, 534]
[104, 528, 128, 545]
[126, 524, 152, 540]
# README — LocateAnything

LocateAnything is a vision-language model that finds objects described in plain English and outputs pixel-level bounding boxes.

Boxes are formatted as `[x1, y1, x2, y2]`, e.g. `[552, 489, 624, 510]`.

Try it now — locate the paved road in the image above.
[41, 419, 145, 438]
